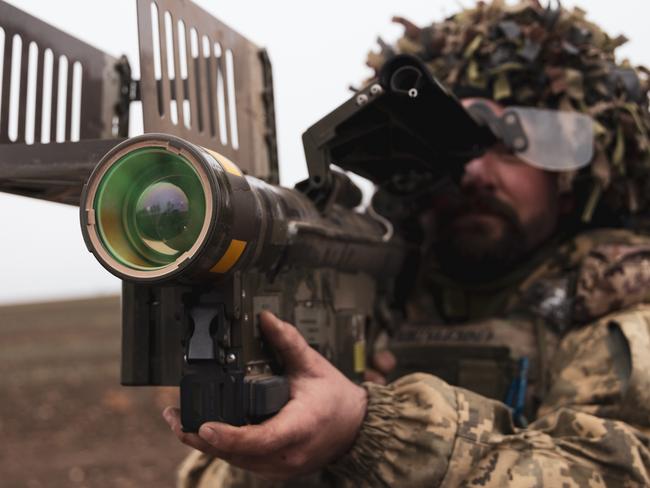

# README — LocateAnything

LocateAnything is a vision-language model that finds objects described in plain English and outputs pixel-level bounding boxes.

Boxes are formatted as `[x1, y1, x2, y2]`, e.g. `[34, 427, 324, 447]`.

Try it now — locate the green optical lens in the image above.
[94, 147, 207, 270]
[134, 180, 192, 255]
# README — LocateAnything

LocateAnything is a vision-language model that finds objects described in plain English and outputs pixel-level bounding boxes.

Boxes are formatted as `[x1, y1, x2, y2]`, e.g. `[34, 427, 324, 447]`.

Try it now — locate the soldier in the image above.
[164, 1, 650, 486]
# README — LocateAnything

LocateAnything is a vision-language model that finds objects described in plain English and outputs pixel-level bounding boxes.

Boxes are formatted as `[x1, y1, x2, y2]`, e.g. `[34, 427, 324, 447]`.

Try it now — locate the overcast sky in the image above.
[1, 0, 649, 304]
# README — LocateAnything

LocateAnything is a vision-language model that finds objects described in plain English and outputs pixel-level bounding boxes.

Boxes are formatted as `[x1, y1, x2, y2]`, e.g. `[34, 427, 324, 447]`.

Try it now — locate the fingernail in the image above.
[199, 425, 217, 442]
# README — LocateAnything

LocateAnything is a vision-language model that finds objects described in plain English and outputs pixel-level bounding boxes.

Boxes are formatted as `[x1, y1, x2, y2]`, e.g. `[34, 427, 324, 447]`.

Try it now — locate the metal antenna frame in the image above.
[0, 0, 279, 205]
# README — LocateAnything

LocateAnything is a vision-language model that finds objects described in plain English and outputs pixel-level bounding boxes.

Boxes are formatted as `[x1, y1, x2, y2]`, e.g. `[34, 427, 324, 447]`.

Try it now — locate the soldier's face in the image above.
[429, 99, 560, 281]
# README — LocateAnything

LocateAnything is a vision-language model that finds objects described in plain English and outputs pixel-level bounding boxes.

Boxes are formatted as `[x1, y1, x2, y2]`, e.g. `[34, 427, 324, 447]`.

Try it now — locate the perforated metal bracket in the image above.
[0, 0, 122, 144]
[0, 0, 127, 204]
[0, 0, 281, 205]
[136, 0, 279, 181]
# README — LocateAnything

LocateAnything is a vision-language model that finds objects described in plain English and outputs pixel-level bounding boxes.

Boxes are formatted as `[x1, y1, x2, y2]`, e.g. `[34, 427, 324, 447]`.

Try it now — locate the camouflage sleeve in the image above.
[328, 306, 650, 487]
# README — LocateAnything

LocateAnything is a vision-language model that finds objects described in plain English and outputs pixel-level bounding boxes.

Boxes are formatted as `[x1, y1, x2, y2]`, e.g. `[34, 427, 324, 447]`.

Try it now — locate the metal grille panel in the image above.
[137, 0, 276, 180]
[0, 0, 119, 144]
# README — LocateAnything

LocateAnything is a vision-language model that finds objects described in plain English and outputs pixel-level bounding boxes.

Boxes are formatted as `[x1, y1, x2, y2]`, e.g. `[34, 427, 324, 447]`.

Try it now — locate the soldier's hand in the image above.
[162, 311, 368, 481]
[364, 349, 397, 385]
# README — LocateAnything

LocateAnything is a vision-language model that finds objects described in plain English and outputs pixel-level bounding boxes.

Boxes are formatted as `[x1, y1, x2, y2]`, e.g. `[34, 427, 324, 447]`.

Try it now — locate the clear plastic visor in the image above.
[506, 107, 594, 171]
[469, 104, 595, 172]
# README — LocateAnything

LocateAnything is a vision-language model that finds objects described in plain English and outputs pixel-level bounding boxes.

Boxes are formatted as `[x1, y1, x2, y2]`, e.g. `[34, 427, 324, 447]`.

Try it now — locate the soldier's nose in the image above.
[461, 154, 497, 193]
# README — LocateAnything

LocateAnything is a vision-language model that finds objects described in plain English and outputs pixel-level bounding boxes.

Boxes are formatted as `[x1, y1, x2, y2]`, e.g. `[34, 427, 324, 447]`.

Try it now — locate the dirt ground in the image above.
[0, 296, 193, 488]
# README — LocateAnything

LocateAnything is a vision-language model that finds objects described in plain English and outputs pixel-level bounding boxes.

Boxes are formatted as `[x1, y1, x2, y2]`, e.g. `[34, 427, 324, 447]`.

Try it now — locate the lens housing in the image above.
[81, 134, 239, 283]
[93, 146, 208, 269]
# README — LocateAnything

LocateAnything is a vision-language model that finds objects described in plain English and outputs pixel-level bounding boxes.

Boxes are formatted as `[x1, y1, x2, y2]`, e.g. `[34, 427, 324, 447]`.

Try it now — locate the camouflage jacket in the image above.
[178, 228, 650, 487]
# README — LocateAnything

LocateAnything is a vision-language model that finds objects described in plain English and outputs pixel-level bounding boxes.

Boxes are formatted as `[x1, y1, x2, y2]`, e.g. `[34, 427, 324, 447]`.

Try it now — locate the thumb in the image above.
[259, 311, 314, 372]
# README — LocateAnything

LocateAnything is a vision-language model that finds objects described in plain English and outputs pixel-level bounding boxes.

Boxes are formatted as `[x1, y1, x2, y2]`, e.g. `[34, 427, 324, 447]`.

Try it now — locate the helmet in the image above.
[366, 0, 650, 223]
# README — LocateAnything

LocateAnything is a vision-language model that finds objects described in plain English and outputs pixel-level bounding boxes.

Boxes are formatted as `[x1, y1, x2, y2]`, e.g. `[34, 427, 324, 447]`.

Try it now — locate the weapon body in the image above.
[80, 133, 405, 430]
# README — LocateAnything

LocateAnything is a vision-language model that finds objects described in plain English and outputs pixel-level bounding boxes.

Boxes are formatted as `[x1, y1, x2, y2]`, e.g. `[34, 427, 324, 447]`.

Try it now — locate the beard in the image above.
[427, 192, 529, 284]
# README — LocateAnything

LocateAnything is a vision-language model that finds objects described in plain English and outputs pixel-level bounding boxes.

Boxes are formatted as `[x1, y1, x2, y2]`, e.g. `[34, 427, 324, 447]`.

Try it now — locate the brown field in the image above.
[0, 296, 191, 488]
